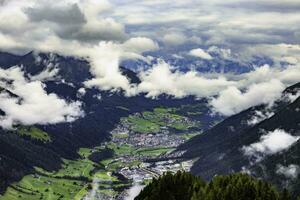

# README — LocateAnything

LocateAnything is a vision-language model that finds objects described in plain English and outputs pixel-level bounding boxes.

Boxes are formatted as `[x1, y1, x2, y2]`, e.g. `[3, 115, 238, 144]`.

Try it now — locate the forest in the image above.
[135, 171, 296, 200]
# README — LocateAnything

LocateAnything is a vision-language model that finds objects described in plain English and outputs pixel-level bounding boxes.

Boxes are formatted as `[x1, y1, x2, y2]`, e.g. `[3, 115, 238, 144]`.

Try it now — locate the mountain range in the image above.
[0, 51, 220, 195]
[0, 51, 299, 198]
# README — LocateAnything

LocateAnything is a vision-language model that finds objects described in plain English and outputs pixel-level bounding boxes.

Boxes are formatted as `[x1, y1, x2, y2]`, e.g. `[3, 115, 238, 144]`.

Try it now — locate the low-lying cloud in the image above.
[189, 48, 213, 60]
[137, 60, 235, 98]
[0, 67, 83, 129]
[247, 110, 274, 126]
[211, 80, 284, 116]
[276, 164, 299, 179]
[83, 38, 158, 96]
[210, 64, 300, 116]
[242, 129, 300, 162]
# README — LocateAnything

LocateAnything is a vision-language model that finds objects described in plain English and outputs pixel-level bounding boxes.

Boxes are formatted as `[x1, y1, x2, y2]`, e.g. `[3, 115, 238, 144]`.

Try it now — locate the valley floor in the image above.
[0, 106, 211, 200]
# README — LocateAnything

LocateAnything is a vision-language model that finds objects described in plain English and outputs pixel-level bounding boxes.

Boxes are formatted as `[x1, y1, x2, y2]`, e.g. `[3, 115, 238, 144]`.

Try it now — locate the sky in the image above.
[0, 0, 300, 127]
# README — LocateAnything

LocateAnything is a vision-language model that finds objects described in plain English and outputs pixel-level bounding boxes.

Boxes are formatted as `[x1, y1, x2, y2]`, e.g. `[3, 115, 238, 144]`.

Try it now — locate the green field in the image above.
[121, 107, 196, 134]
[0, 147, 123, 200]
[2, 174, 84, 200]
[134, 147, 175, 157]
[17, 127, 51, 143]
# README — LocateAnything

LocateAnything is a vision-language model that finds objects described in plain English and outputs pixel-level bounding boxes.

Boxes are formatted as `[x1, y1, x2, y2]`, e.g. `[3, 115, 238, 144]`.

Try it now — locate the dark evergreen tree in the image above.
[280, 188, 291, 200]
[135, 172, 291, 200]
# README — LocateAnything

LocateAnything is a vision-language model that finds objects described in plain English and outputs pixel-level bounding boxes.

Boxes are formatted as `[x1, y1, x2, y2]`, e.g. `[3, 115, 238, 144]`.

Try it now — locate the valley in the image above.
[0, 105, 213, 200]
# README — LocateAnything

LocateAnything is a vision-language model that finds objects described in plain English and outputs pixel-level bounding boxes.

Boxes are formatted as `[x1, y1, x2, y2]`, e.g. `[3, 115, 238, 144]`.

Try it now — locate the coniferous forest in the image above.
[135, 171, 296, 200]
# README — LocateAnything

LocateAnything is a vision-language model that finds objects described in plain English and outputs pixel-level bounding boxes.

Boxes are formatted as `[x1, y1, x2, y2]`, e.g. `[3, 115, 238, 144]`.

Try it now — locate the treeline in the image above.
[135, 171, 297, 200]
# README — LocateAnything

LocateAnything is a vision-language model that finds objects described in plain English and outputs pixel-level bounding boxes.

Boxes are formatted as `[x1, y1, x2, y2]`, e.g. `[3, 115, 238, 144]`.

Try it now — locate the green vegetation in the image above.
[17, 127, 51, 143]
[0, 146, 125, 200]
[2, 174, 84, 200]
[112, 132, 129, 138]
[180, 132, 201, 140]
[135, 172, 293, 200]
[122, 107, 197, 134]
[126, 115, 160, 133]
[134, 147, 175, 157]
[48, 159, 94, 178]
[100, 142, 174, 171]
[107, 143, 135, 156]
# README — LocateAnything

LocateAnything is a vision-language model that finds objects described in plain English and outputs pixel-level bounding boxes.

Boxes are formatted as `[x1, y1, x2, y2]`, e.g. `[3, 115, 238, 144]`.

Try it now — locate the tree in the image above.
[135, 172, 288, 200]
[280, 188, 291, 200]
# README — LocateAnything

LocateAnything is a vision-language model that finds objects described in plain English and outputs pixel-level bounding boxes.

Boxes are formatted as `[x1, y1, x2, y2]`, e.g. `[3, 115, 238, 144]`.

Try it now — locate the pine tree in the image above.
[280, 188, 291, 200]
[135, 172, 289, 200]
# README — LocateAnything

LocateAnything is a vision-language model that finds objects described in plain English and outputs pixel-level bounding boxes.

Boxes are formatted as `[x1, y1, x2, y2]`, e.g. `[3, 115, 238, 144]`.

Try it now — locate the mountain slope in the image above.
[178, 82, 300, 196]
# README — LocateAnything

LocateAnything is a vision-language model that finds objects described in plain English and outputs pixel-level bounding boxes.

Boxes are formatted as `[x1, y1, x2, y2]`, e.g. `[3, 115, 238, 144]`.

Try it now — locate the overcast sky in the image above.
[0, 0, 300, 127]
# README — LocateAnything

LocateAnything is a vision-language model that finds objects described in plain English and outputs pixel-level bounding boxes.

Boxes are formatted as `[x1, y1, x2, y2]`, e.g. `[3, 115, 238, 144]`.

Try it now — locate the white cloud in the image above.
[124, 184, 144, 200]
[29, 54, 60, 81]
[276, 164, 299, 179]
[211, 80, 285, 116]
[0, 67, 83, 129]
[209, 63, 300, 116]
[122, 37, 158, 53]
[0, 0, 299, 110]
[285, 91, 300, 103]
[247, 110, 274, 126]
[162, 33, 188, 46]
[77, 87, 86, 98]
[208, 46, 232, 60]
[242, 44, 300, 66]
[189, 48, 213, 60]
[137, 60, 235, 98]
[82, 39, 157, 96]
[242, 129, 300, 161]
[29, 65, 59, 81]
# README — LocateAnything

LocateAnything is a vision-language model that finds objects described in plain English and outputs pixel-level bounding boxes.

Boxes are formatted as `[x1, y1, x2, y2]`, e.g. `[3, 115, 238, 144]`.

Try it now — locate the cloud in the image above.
[0, 67, 83, 129]
[24, 1, 126, 42]
[0, 0, 6, 6]
[207, 46, 232, 60]
[208, 63, 300, 115]
[113, 0, 300, 49]
[124, 184, 145, 200]
[0, 0, 299, 111]
[122, 37, 158, 54]
[247, 110, 274, 126]
[242, 129, 300, 161]
[137, 60, 235, 98]
[25, 3, 86, 25]
[276, 164, 299, 179]
[189, 48, 213, 60]
[29, 53, 60, 81]
[211, 80, 285, 116]
[29, 65, 59, 81]
[83, 38, 158, 96]
[241, 44, 300, 65]
[77, 87, 86, 98]
[162, 33, 188, 46]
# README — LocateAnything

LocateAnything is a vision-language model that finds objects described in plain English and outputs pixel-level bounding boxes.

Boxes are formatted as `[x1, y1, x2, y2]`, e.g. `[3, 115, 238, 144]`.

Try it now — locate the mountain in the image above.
[0, 51, 220, 195]
[0, 52, 21, 69]
[178, 82, 300, 196]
